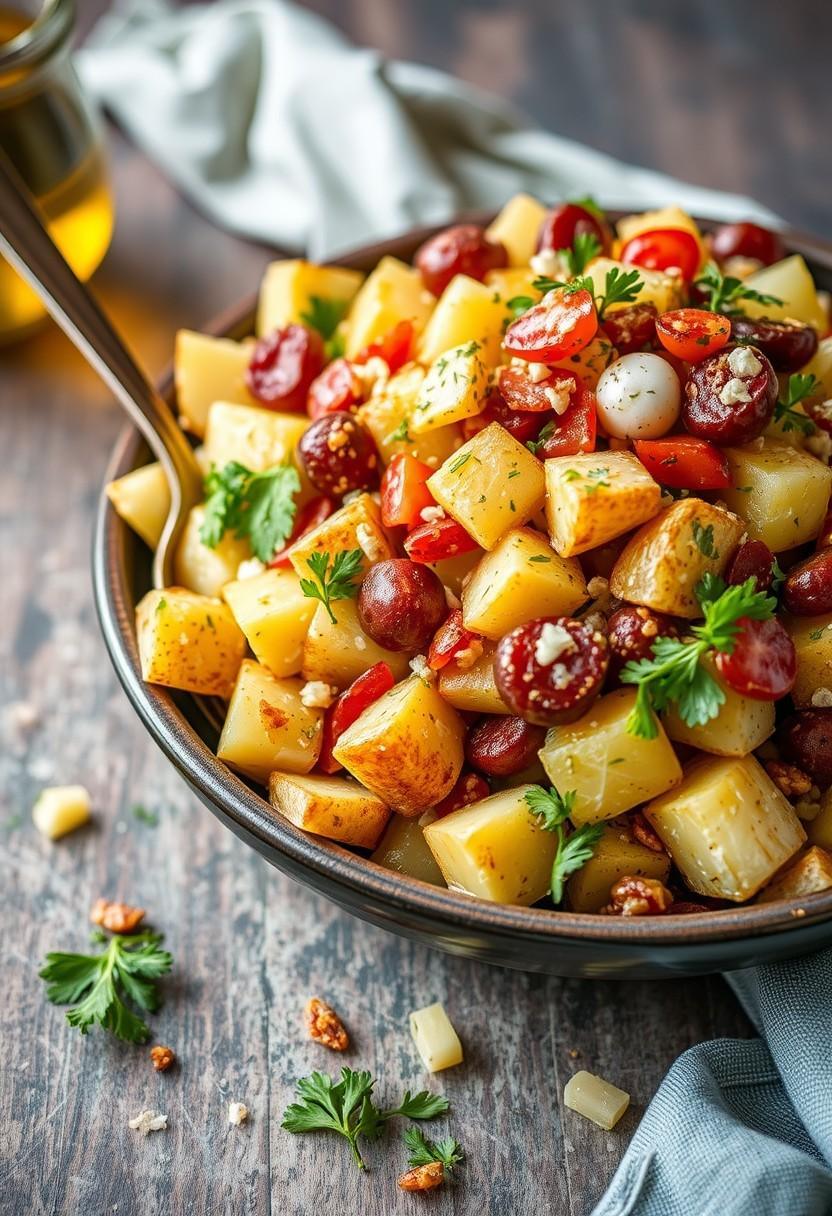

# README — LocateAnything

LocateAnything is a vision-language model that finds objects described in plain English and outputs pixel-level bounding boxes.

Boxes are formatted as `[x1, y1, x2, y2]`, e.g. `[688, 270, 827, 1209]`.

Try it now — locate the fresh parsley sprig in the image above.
[621, 574, 777, 739]
[525, 786, 604, 903]
[200, 461, 300, 562]
[40, 931, 172, 1044]
[594, 266, 644, 319]
[281, 1068, 449, 1170]
[693, 261, 783, 317]
[562, 232, 601, 277]
[300, 549, 364, 624]
[300, 295, 349, 359]
[774, 373, 819, 436]
[404, 1126, 464, 1172]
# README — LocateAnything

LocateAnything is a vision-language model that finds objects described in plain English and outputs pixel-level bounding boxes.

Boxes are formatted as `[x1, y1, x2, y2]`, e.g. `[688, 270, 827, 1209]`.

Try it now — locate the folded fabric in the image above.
[78, 0, 778, 259]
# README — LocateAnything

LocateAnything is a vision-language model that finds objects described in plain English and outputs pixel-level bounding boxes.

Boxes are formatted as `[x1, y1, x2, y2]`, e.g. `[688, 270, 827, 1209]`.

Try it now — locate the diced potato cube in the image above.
[564, 1071, 630, 1131]
[742, 255, 827, 332]
[371, 815, 445, 884]
[223, 568, 316, 677]
[438, 644, 508, 714]
[783, 613, 832, 707]
[302, 600, 411, 689]
[803, 335, 832, 399]
[418, 274, 507, 365]
[538, 689, 682, 825]
[427, 547, 483, 597]
[173, 505, 251, 598]
[423, 785, 556, 904]
[174, 330, 255, 438]
[808, 789, 832, 850]
[721, 440, 832, 552]
[584, 257, 685, 315]
[333, 675, 465, 815]
[645, 755, 806, 902]
[106, 462, 171, 550]
[268, 771, 389, 848]
[409, 1002, 463, 1073]
[566, 823, 670, 913]
[344, 256, 433, 358]
[203, 402, 308, 474]
[32, 785, 91, 840]
[217, 661, 322, 782]
[256, 259, 363, 337]
[288, 493, 395, 581]
[757, 845, 832, 903]
[610, 498, 744, 618]
[545, 450, 661, 558]
[617, 205, 705, 259]
[462, 527, 587, 640]
[411, 340, 491, 433]
[357, 363, 460, 469]
[485, 193, 548, 267]
[136, 587, 246, 698]
[552, 334, 617, 389]
[428, 423, 545, 550]
[485, 266, 538, 300]
[662, 656, 775, 756]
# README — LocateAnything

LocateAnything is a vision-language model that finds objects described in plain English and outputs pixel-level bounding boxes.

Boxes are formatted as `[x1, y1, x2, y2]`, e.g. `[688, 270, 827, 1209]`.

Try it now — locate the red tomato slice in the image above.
[318, 661, 395, 774]
[620, 228, 701, 281]
[504, 287, 597, 363]
[715, 618, 796, 701]
[307, 358, 364, 419]
[533, 384, 597, 458]
[476, 388, 542, 443]
[380, 453, 435, 530]
[355, 320, 414, 373]
[427, 610, 481, 671]
[634, 437, 731, 491]
[404, 517, 479, 563]
[655, 308, 731, 362]
[432, 771, 490, 818]
[268, 496, 334, 567]
[499, 366, 578, 413]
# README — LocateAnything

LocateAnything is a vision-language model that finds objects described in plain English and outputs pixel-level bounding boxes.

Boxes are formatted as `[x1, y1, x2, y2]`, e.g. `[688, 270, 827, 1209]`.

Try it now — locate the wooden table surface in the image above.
[1, 3, 828, 1213]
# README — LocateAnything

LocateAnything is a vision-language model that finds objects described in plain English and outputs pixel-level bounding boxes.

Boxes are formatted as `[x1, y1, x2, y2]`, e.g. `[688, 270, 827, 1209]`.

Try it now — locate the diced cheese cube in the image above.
[545, 450, 661, 558]
[564, 1071, 630, 1131]
[32, 785, 91, 840]
[409, 1002, 463, 1073]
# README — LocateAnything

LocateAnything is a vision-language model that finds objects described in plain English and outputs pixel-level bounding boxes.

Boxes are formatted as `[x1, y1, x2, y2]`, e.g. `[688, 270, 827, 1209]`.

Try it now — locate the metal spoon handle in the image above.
[0, 149, 201, 585]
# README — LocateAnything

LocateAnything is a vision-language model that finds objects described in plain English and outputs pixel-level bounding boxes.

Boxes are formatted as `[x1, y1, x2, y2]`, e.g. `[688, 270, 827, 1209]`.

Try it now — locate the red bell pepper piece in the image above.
[268, 496, 334, 567]
[380, 453, 436, 530]
[318, 661, 396, 774]
[427, 610, 481, 671]
[404, 517, 479, 563]
[355, 320, 414, 373]
[531, 383, 597, 458]
[634, 436, 731, 491]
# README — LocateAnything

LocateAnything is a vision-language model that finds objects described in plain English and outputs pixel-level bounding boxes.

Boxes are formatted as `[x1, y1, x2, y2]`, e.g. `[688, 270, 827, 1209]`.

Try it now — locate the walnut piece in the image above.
[398, 1162, 445, 1192]
[150, 1045, 175, 1072]
[765, 760, 813, 800]
[629, 812, 666, 854]
[602, 876, 673, 917]
[228, 1101, 249, 1126]
[128, 1109, 167, 1135]
[90, 898, 145, 934]
[306, 997, 349, 1051]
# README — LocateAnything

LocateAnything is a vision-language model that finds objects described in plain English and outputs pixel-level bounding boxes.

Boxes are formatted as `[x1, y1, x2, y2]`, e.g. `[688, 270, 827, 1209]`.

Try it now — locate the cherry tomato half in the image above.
[354, 320, 414, 373]
[633, 436, 731, 491]
[404, 517, 479, 563]
[427, 609, 481, 671]
[268, 496, 334, 567]
[537, 202, 611, 255]
[715, 617, 796, 701]
[307, 357, 364, 419]
[380, 453, 435, 530]
[534, 384, 597, 459]
[620, 228, 701, 281]
[318, 662, 396, 774]
[655, 308, 731, 362]
[499, 366, 579, 412]
[504, 287, 597, 364]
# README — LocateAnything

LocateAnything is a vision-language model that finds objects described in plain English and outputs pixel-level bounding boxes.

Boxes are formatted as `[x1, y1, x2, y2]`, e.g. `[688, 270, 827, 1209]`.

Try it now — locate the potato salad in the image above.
[108, 194, 832, 917]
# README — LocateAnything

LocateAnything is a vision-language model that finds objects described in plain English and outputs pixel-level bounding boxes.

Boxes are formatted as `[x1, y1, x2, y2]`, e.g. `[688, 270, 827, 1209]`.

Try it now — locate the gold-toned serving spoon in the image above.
[0, 149, 202, 589]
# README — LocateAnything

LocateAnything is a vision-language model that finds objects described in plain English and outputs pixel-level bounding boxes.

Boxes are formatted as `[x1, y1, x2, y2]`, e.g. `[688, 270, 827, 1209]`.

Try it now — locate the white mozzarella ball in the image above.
[595, 353, 681, 439]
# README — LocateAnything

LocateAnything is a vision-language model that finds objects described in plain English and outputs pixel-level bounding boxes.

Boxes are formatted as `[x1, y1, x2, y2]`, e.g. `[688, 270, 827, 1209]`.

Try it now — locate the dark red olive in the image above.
[415, 224, 507, 297]
[730, 316, 818, 373]
[479, 386, 545, 443]
[607, 604, 679, 683]
[602, 303, 659, 354]
[682, 344, 777, 445]
[246, 324, 325, 410]
[537, 202, 611, 255]
[783, 550, 832, 616]
[465, 715, 547, 777]
[357, 559, 446, 653]
[711, 222, 785, 267]
[494, 617, 609, 727]
[714, 617, 796, 701]
[725, 539, 775, 591]
[297, 412, 379, 496]
[779, 710, 832, 786]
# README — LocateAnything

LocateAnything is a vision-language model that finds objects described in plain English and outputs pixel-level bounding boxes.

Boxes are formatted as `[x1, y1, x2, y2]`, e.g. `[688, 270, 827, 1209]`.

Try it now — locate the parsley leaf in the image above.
[385, 1090, 451, 1121]
[300, 549, 364, 624]
[594, 266, 643, 320]
[300, 295, 348, 341]
[561, 232, 601, 277]
[774, 373, 819, 436]
[200, 461, 300, 562]
[387, 418, 412, 444]
[404, 1126, 464, 1172]
[40, 931, 172, 1044]
[525, 786, 603, 903]
[692, 520, 719, 559]
[506, 294, 536, 319]
[568, 195, 605, 221]
[693, 261, 783, 317]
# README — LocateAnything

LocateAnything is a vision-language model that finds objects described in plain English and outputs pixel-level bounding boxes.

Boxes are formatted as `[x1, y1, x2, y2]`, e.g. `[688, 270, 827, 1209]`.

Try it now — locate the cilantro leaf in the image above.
[525, 786, 600, 903]
[404, 1125, 463, 1172]
[693, 261, 783, 317]
[774, 373, 819, 436]
[200, 461, 300, 561]
[299, 549, 364, 624]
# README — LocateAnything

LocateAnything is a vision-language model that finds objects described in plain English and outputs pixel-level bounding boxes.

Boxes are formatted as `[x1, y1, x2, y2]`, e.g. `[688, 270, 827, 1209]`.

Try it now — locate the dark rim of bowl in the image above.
[93, 213, 832, 948]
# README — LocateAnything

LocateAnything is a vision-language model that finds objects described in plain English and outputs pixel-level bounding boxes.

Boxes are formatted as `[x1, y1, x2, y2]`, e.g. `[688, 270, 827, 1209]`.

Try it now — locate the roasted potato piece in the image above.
[545, 450, 661, 558]
[202, 402, 308, 474]
[333, 675, 465, 815]
[742, 255, 828, 332]
[344, 256, 433, 358]
[584, 257, 685, 315]
[757, 845, 832, 903]
[565, 824, 671, 913]
[428, 422, 545, 550]
[485, 266, 538, 301]
[174, 329, 255, 437]
[288, 493, 395, 581]
[808, 791, 832, 851]
[423, 785, 557, 905]
[106, 462, 170, 550]
[721, 440, 832, 553]
[802, 335, 832, 399]
[357, 362, 460, 469]
[136, 587, 246, 698]
[610, 498, 744, 618]
[783, 613, 832, 707]
[461, 527, 587, 640]
[662, 656, 775, 756]
[485, 193, 548, 267]
[256, 260, 364, 337]
[645, 755, 806, 902]
[371, 815, 445, 884]
[217, 661, 322, 782]
[302, 600, 411, 689]
[417, 273, 507, 365]
[538, 688, 683, 825]
[268, 771, 389, 849]
[437, 644, 508, 714]
[223, 568, 317, 678]
[426, 547, 483, 597]
[173, 505, 251, 598]
[411, 339, 490, 433]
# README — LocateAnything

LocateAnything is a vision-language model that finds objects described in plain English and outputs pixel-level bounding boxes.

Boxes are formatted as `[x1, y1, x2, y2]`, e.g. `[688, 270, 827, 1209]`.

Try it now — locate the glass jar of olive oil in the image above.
[0, 0, 113, 340]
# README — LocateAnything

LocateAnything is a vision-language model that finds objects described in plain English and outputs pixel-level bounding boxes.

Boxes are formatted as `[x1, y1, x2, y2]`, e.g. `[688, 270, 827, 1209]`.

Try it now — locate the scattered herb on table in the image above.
[300, 549, 364, 625]
[525, 786, 604, 904]
[131, 804, 159, 827]
[403, 1125, 464, 1172]
[200, 461, 300, 562]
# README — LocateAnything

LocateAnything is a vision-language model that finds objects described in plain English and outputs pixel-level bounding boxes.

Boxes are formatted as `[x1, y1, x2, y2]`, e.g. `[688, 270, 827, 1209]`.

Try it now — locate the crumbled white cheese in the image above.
[534, 622, 576, 666]
[719, 377, 752, 406]
[444, 586, 461, 611]
[356, 523, 385, 564]
[727, 346, 763, 378]
[542, 376, 576, 415]
[454, 640, 484, 669]
[527, 363, 551, 384]
[587, 575, 609, 599]
[354, 635, 367, 651]
[353, 355, 389, 396]
[530, 249, 568, 279]
[420, 505, 446, 524]
[721, 255, 763, 281]
[811, 686, 832, 707]
[129, 1110, 168, 1135]
[806, 430, 832, 464]
[228, 1102, 249, 1126]
[549, 662, 571, 689]
[300, 681, 336, 709]
[409, 654, 435, 684]
[236, 557, 266, 581]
